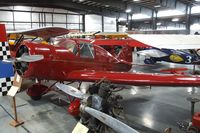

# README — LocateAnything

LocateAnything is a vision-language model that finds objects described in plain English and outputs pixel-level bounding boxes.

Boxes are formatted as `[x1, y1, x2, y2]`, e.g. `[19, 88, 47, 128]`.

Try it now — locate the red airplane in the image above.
[5, 26, 200, 98]
[4, 25, 200, 133]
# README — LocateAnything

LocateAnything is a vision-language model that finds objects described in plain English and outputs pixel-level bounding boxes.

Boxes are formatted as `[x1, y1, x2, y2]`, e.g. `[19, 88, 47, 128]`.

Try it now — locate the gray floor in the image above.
[1, 54, 200, 133]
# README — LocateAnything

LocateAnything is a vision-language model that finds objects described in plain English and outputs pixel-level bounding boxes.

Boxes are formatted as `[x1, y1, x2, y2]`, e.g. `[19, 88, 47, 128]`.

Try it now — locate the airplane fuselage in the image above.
[15, 39, 132, 81]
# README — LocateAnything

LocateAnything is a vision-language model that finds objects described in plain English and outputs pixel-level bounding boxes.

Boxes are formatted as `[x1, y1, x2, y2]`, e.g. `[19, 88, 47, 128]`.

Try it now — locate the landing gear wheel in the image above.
[26, 84, 49, 101]
[187, 125, 199, 133]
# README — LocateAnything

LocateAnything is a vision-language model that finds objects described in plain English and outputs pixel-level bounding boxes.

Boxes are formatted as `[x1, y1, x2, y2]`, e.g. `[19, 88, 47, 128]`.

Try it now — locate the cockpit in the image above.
[55, 39, 95, 59]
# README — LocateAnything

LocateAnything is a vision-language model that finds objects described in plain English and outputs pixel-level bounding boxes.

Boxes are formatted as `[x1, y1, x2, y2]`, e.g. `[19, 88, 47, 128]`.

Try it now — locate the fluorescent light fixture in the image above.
[156, 22, 161, 26]
[132, 13, 151, 20]
[133, 0, 140, 1]
[154, 5, 161, 8]
[125, 9, 131, 13]
[172, 18, 179, 22]
[105, 5, 110, 7]
[195, 0, 200, 1]
[157, 9, 184, 17]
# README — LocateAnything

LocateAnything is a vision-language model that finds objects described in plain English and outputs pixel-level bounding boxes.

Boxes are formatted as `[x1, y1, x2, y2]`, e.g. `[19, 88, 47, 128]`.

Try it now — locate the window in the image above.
[80, 42, 94, 58]
[55, 39, 78, 55]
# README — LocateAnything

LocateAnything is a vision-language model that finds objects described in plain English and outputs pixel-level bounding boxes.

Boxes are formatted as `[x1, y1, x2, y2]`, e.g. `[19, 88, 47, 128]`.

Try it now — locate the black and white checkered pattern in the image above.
[0, 42, 11, 60]
[0, 77, 14, 96]
[0, 41, 14, 96]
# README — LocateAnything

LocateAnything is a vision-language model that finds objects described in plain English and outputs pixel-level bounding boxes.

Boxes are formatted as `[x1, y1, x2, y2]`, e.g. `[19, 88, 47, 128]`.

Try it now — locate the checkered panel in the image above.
[0, 77, 14, 96]
[0, 42, 11, 60]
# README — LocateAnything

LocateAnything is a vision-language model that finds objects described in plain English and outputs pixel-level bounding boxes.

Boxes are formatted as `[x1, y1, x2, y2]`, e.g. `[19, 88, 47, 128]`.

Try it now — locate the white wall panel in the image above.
[32, 13, 39, 22]
[85, 15, 102, 32]
[67, 15, 80, 23]
[45, 13, 52, 22]
[3, 23, 13, 31]
[0, 6, 83, 31]
[53, 14, 66, 23]
[67, 24, 80, 29]
[104, 17, 116, 32]
[32, 23, 40, 29]
[15, 23, 31, 30]
[14, 12, 31, 22]
[53, 24, 66, 28]
[0, 11, 13, 21]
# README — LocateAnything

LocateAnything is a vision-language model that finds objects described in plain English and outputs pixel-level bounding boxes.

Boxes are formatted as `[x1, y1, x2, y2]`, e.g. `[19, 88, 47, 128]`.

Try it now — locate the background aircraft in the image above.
[129, 34, 200, 65]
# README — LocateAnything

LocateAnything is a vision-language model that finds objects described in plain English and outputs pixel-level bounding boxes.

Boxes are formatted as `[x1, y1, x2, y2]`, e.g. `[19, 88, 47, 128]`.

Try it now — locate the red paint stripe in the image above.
[0, 24, 7, 42]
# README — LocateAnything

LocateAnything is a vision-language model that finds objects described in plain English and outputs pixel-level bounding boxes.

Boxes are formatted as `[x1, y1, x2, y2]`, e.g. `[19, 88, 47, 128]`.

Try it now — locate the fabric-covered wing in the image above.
[137, 49, 168, 57]
[129, 34, 200, 49]
[8, 27, 69, 40]
[67, 70, 200, 87]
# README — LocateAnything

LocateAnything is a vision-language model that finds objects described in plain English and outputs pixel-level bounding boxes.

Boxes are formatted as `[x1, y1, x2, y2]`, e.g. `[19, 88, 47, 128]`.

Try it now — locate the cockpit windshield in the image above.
[79, 42, 95, 59]
[55, 39, 78, 55]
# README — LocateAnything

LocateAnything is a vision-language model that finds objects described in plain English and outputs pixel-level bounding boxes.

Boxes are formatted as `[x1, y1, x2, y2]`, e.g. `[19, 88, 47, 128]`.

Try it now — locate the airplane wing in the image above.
[7, 27, 69, 40]
[137, 49, 168, 57]
[67, 70, 200, 87]
[129, 34, 200, 49]
[80, 39, 150, 48]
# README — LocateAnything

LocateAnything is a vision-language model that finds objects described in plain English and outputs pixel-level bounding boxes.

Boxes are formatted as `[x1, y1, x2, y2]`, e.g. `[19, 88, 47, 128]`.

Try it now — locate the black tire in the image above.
[187, 125, 199, 133]
[31, 95, 42, 101]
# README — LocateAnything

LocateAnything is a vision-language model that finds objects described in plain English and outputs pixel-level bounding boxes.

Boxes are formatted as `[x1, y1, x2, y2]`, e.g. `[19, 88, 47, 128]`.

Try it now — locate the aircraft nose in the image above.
[15, 45, 29, 75]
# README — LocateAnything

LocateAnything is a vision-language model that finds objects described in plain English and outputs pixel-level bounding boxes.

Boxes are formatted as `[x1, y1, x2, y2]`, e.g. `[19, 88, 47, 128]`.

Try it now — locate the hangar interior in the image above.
[1, 0, 200, 133]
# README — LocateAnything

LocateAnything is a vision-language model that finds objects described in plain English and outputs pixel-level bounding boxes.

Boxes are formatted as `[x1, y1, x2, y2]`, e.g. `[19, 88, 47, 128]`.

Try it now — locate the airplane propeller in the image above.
[2, 45, 44, 75]
[56, 83, 139, 133]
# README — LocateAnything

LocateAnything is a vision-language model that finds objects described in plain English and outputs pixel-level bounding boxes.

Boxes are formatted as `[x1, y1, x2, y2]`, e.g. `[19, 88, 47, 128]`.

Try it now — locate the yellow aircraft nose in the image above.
[169, 54, 184, 62]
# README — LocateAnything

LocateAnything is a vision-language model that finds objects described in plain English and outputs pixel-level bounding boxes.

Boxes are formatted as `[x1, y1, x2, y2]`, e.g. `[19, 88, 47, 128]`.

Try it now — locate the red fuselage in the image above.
[17, 38, 132, 80]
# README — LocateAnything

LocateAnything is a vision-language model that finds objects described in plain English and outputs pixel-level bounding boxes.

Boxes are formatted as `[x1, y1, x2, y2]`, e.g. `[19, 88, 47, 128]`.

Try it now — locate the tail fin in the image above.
[117, 45, 133, 63]
[0, 24, 14, 96]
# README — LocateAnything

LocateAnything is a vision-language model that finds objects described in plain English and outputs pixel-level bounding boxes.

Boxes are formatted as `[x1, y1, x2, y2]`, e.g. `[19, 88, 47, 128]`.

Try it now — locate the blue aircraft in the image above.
[137, 48, 200, 65]
[129, 34, 200, 65]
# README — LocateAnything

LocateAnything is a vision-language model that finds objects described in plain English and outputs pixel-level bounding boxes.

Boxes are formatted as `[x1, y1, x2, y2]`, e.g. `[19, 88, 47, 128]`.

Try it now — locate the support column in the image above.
[152, 10, 157, 30]
[116, 18, 119, 32]
[82, 14, 85, 32]
[102, 15, 104, 32]
[186, 4, 191, 34]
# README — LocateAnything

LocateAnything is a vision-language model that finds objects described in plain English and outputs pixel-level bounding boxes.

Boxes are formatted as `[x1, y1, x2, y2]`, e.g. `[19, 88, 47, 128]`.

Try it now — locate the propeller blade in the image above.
[2, 58, 15, 63]
[2, 55, 44, 63]
[16, 55, 44, 62]
[83, 106, 139, 133]
[55, 83, 85, 99]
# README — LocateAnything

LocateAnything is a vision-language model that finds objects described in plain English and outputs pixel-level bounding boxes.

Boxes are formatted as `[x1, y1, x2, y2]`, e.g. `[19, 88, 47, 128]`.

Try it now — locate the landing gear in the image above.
[26, 84, 49, 100]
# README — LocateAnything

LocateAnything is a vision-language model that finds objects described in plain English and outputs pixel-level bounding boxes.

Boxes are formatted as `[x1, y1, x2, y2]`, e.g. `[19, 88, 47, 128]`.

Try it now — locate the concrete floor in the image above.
[1, 55, 200, 133]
